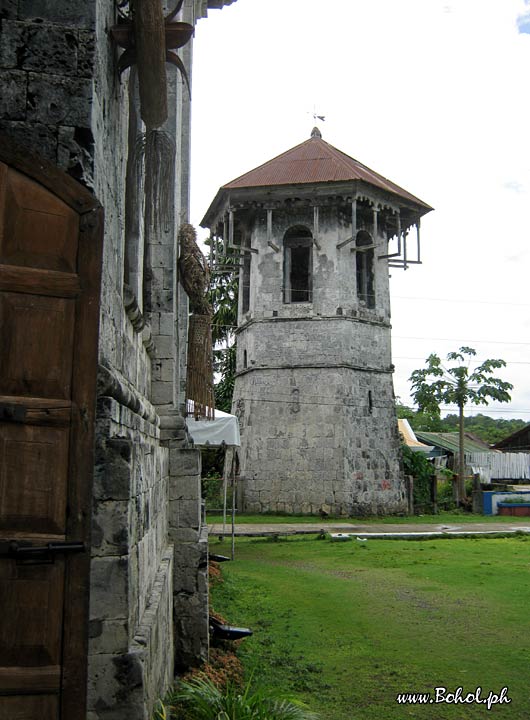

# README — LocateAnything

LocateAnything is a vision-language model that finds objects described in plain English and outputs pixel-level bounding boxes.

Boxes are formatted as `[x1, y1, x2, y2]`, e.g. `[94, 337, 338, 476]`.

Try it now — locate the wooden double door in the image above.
[0, 140, 102, 719]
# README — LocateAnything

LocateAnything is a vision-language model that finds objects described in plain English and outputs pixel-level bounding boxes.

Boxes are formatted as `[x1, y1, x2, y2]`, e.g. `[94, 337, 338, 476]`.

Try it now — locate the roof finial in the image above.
[311, 126, 322, 139]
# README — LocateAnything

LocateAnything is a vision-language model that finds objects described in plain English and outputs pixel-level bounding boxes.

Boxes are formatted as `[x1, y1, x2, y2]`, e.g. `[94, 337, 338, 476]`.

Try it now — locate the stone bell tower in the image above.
[201, 128, 432, 515]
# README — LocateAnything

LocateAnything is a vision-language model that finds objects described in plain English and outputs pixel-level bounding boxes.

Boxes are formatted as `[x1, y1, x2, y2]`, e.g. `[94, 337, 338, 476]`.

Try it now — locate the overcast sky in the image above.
[189, 0, 530, 421]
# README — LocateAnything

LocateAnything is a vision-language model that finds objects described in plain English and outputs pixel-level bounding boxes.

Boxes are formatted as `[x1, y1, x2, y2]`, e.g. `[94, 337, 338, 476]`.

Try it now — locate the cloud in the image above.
[505, 252, 526, 263]
[517, 7, 530, 33]
[503, 179, 525, 192]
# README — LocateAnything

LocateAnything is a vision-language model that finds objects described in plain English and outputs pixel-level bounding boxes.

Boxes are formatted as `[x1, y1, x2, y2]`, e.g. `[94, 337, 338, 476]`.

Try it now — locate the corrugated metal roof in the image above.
[222, 128, 433, 210]
[414, 431, 493, 455]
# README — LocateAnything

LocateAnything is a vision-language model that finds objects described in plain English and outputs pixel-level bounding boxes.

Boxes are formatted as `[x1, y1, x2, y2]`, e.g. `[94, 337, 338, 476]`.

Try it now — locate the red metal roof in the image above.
[222, 128, 432, 209]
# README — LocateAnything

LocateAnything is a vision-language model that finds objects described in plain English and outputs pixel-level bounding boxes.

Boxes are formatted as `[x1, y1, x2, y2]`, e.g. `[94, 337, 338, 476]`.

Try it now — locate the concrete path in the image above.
[207, 520, 530, 540]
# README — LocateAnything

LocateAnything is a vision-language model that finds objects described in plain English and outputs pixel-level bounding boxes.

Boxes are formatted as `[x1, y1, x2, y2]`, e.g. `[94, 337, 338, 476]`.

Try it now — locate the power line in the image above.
[214, 344, 529, 364]
[393, 295, 529, 308]
[213, 320, 530, 347]
[231, 395, 530, 416]
[394, 356, 530, 366]
[214, 328, 530, 348]
[393, 335, 530, 347]
[214, 325, 530, 347]
[438, 406, 530, 416]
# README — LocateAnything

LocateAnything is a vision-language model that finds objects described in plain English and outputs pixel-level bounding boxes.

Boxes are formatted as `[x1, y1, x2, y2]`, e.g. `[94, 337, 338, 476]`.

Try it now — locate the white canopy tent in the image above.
[186, 408, 240, 557]
[186, 408, 240, 448]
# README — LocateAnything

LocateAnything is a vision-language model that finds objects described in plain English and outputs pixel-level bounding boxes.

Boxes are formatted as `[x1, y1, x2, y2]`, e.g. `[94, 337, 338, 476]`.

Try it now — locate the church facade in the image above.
[0, 1, 235, 718]
[202, 129, 432, 515]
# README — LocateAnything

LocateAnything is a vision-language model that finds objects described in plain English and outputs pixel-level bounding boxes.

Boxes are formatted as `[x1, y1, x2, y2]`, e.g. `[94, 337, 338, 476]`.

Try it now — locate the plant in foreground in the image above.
[167, 675, 319, 720]
[153, 699, 171, 720]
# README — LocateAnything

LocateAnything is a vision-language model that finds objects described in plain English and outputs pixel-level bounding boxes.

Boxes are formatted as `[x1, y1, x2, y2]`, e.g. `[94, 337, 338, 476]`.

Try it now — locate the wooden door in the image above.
[0, 139, 102, 720]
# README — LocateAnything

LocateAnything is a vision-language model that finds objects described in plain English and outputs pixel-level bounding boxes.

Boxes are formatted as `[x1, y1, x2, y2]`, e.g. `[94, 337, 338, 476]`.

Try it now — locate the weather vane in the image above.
[307, 105, 326, 123]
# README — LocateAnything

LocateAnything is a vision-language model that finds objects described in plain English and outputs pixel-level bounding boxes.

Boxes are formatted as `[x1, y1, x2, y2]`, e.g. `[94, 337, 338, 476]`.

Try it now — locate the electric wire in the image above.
[394, 356, 530, 366]
[393, 336, 530, 346]
[393, 295, 529, 307]
[230, 394, 530, 416]
[213, 324, 530, 348]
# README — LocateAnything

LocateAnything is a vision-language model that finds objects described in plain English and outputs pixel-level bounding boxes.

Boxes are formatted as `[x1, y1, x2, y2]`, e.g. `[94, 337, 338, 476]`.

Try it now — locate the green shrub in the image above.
[202, 471, 224, 509]
[167, 676, 319, 720]
[437, 479, 455, 509]
[437, 477, 476, 512]
[402, 445, 435, 509]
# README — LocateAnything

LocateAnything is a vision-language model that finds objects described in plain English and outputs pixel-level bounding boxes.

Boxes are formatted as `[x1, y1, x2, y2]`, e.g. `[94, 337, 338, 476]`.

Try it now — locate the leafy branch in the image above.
[409, 346, 513, 504]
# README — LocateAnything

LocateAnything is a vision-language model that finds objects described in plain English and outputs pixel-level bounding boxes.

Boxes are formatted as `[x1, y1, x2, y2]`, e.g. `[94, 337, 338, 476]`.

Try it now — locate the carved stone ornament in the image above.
[111, 0, 193, 129]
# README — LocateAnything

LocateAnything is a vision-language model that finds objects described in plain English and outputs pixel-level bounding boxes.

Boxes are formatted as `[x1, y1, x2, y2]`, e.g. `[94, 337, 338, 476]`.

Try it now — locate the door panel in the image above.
[0, 292, 75, 399]
[0, 143, 102, 719]
[0, 423, 69, 534]
[0, 560, 64, 668]
[0, 166, 78, 272]
[0, 694, 58, 720]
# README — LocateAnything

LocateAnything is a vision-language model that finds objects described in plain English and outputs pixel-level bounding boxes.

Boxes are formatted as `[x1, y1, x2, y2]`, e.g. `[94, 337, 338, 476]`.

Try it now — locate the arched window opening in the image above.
[283, 225, 312, 303]
[356, 230, 375, 308]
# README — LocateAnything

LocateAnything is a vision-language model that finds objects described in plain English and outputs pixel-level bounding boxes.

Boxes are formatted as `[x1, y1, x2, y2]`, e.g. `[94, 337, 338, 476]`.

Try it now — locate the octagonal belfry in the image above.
[201, 128, 432, 515]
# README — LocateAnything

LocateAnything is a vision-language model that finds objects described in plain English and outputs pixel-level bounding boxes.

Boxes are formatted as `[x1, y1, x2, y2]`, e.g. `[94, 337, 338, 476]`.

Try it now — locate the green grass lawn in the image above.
[206, 511, 520, 525]
[210, 534, 530, 719]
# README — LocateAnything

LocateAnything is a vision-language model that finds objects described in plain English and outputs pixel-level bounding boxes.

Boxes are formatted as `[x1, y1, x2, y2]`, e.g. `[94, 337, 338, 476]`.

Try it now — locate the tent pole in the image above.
[222, 457, 228, 536]
[231, 454, 236, 560]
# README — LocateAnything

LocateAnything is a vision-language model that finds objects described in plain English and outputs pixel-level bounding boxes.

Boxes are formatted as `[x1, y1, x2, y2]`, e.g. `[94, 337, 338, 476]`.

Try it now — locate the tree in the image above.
[397, 401, 527, 445]
[409, 347, 513, 503]
[395, 398, 444, 432]
[214, 343, 236, 413]
[438, 413, 527, 445]
[205, 236, 239, 412]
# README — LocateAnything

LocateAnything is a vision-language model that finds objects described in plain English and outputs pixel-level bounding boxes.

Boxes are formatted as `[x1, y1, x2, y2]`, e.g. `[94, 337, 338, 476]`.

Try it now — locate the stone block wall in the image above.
[0, 0, 96, 182]
[246, 206, 392, 324]
[341, 370, 405, 515]
[236, 316, 393, 373]
[0, 0, 239, 720]
[89, 397, 174, 719]
[236, 366, 405, 516]
[1, 0, 237, 717]
[167, 445, 209, 669]
[232, 191, 404, 516]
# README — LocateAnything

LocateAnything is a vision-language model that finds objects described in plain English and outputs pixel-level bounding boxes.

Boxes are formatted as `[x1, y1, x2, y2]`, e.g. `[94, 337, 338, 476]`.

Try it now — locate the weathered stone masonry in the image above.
[232, 204, 403, 516]
[202, 129, 432, 516]
[1, 0, 235, 718]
